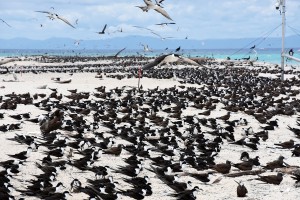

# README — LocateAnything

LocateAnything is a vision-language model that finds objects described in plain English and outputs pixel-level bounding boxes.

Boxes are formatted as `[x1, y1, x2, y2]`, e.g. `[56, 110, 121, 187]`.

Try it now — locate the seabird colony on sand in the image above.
[1, 55, 300, 199]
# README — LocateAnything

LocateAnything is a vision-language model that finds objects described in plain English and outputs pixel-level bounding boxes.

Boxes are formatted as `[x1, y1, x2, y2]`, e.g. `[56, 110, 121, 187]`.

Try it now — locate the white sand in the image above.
[0, 59, 300, 200]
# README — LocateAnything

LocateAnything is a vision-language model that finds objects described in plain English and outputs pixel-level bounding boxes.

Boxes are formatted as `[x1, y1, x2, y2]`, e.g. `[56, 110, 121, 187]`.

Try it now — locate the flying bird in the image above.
[151, 31, 173, 40]
[0, 18, 11, 27]
[155, 0, 165, 5]
[175, 46, 181, 52]
[250, 45, 256, 50]
[114, 47, 126, 57]
[155, 22, 176, 26]
[35, 11, 75, 28]
[96, 24, 107, 34]
[142, 54, 200, 70]
[136, 0, 173, 21]
[133, 25, 154, 32]
[141, 44, 152, 52]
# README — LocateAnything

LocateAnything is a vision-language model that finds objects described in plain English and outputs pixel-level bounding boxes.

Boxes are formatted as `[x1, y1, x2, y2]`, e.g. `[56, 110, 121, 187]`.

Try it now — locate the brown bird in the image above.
[233, 159, 254, 171]
[235, 181, 248, 197]
[103, 144, 123, 156]
[212, 160, 231, 174]
[263, 156, 285, 170]
[255, 172, 283, 185]
[217, 112, 230, 121]
[274, 139, 294, 149]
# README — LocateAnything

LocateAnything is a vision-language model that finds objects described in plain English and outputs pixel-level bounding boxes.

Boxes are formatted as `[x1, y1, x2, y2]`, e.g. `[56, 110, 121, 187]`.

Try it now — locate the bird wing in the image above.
[102, 24, 107, 33]
[136, 6, 148, 12]
[133, 25, 153, 32]
[35, 11, 52, 15]
[154, 6, 173, 21]
[151, 31, 162, 39]
[142, 54, 169, 70]
[0, 58, 19, 65]
[114, 47, 126, 57]
[0, 19, 11, 27]
[179, 57, 201, 66]
[56, 15, 76, 28]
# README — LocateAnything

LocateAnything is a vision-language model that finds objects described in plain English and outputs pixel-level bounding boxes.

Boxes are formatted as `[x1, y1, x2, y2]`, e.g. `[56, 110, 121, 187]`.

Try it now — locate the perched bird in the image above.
[169, 186, 201, 199]
[103, 144, 123, 156]
[8, 147, 32, 160]
[291, 170, 300, 187]
[233, 159, 254, 171]
[274, 139, 294, 149]
[235, 181, 248, 197]
[35, 11, 75, 28]
[255, 173, 283, 185]
[263, 156, 285, 170]
[212, 160, 231, 174]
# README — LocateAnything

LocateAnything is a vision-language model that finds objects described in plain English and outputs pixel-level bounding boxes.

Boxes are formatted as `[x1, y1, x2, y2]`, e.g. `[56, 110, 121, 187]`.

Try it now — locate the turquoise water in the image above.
[0, 48, 299, 65]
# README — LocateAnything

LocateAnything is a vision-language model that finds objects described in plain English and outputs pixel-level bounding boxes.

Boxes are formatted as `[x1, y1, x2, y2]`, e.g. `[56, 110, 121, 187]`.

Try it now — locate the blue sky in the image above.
[0, 0, 300, 41]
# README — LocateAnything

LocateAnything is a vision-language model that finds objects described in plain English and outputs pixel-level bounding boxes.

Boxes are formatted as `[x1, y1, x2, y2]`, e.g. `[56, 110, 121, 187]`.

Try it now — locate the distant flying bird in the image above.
[0, 18, 11, 27]
[250, 45, 256, 50]
[74, 40, 82, 46]
[175, 46, 181, 52]
[155, 22, 176, 26]
[96, 24, 107, 34]
[151, 31, 173, 40]
[136, 0, 173, 21]
[141, 43, 153, 52]
[35, 11, 75, 28]
[133, 25, 154, 32]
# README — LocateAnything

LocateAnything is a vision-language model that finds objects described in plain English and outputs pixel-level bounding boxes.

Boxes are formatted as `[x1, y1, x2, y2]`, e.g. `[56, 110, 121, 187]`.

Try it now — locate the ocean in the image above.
[0, 48, 299, 65]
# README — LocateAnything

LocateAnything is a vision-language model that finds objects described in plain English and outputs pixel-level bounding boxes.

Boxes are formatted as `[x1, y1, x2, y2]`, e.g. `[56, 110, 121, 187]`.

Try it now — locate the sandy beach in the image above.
[1, 56, 300, 200]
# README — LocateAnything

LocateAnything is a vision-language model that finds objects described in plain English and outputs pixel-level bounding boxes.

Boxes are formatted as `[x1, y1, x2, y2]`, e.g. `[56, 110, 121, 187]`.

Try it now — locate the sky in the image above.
[1, 0, 300, 41]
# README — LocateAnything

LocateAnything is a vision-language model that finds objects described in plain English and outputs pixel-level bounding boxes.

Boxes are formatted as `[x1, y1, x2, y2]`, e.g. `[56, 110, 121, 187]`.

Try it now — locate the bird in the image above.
[0, 18, 11, 27]
[141, 44, 153, 52]
[103, 144, 123, 156]
[35, 11, 75, 28]
[255, 173, 283, 185]
[8, 147, 32, 160]
[235, 181, 248, 197]
[274, 139, 294, 149]
[136, 0, 173, 21]
[114, 47, 126, 57]
[175, 46, 181, 52]
[142, 54, 200, 70]
[155, 22, 176, 26]
[263, 156, 285, 170]
[169, 186, 201, 199]
[233, 159, 254, 171]
[250, 45, 256, 50]
[96, 24, 107, 34]
[212, 160, 231, 174]
[188, 172, 212, 183]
